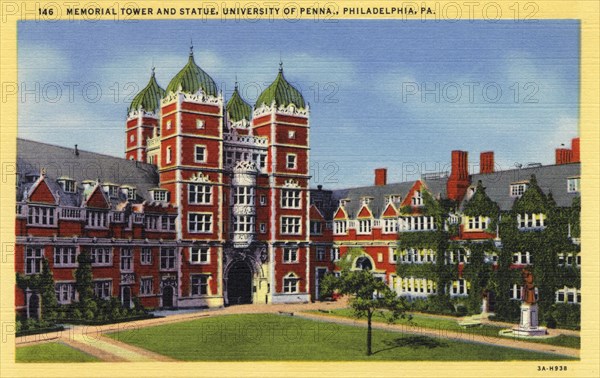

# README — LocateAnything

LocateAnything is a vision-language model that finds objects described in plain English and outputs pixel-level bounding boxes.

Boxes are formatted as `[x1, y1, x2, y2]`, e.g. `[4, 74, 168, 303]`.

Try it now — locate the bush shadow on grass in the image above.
[373, 335, 449, 355]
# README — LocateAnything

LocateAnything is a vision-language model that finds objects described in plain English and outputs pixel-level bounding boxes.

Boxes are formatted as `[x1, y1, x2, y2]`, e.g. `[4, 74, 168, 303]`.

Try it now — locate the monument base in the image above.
[499, 302, 548, 338]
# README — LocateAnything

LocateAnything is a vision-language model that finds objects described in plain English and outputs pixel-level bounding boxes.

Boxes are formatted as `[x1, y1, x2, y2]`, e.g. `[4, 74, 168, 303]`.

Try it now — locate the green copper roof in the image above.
[166, 50, 218, 96]
[255, 66, 306, 109]
[128, 70, 166, 112]
[226, 85, 252, 122]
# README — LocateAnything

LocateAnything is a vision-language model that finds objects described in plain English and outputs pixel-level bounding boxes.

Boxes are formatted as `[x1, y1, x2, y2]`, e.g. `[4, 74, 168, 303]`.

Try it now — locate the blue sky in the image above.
[18, 20, 579, 189]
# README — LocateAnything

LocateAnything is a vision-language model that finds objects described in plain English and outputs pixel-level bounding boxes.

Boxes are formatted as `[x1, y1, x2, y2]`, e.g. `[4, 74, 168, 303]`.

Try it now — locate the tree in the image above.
[320, 266, 406, 356]
[74, 249, 97, 318]
[39, 258, 59, 319]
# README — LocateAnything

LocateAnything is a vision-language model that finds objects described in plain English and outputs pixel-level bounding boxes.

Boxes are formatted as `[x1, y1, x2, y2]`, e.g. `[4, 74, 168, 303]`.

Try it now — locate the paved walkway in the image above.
[15, 298, 579, 361]
[296, 312, 579, 359]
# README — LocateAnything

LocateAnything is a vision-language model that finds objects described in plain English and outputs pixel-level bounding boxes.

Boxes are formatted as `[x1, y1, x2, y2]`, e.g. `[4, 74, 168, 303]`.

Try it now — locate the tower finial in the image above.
[279, 60, 283, 73]
[234, 74, 238, 90]
[151, 58, 155, 76]
[190, 38, 194, 56]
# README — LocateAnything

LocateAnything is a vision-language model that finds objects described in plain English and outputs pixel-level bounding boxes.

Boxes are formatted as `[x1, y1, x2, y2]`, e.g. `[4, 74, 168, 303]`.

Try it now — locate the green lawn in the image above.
[309, 309, 580, 349]
[16, 342, 100, 363]
[105, 313, 572, 361]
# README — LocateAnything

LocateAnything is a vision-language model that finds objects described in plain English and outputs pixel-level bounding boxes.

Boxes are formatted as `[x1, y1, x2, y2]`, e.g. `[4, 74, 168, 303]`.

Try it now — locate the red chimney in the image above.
[375, 168, 387, 186]
[571, 137, 580, 163]
[480, 151, 494, 174]
[447, 150, 469, 201]
[555, 148, 572, 165]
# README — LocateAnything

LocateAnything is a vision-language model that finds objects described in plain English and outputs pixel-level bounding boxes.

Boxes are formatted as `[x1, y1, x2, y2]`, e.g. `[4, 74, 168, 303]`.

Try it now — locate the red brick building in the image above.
[15, 48, 581, 317]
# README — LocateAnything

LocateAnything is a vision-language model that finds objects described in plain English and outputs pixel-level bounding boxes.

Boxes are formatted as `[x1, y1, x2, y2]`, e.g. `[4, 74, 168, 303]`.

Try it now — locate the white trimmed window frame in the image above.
[281, 189, 301, 209]
[139, 277, 154, 296]
[283, 247, 299, 263]
[55, 282, 76, 304]
[53, 246, 77, 267]
[283, 273, 299, 293]
[286, 153, 297, 170]
[188, 212, 213, 234]
[189, 184, 212, 205]
[194, 145, 207, 163]
[190, 246, 210, 264]
[281, 216, 302, 235]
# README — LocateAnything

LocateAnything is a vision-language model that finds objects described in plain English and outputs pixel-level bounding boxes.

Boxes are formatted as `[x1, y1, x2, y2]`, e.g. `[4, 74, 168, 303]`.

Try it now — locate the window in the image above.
[283, 273, 299, 293]
[331, 248, 340, 261]
[358, 219, 372, 234]
[27, 206, 55, 226]
[334, 220, 347, 235]
[288, 130, 296, 139]
[189, 184, 212, 204]
[190, 247, 210, 264]
[126, 188, 136, 200]
[260, 195, 267, 206]
[283, 247, 298, 263]
[451, 279, 468, 296]
[233, 186, 254, 205]
[191, 274, 209, 295]
[259, 223, 267, 233]
[510, 284, 523, 300]
[161, 216, 176, 231]
[383, 218, 398, 234]
[90, 247, 112, 266]
[145, 215, 160, 231]
[390, 248, 398, 263]
[316, 247, 326, 261]
[104, 185, 119, 198]
[55, 282, 76, 304]
[412, 190, 423, 206]
[140, 278, 153, 296]
[94, 280, 112, 299]
[517, 213, 545, 229]
[166, 120, 172, 130]
[567, 177, 580, 193]
[54, 246, 77, 267]
[196, 119, 205, 129]
[225, 151, 233, 166]
[87, 210, 107, 228]
[484, 252, 499, 264]
[310, 221, 323, 235]
[120, 248, 133, 272]
[188, 213, 212, 233]
[130, 134, 135, 142]
[259, 155, 266, 169]
[160, 248, 176, 270]
[166, 147, 172, 164]
[152, 190, 168, 202]
[60, 179, 76, 193]
[25, 246, 44, 274]
[194, 145, 206, 163]
[281, 216, 301, 235]
[510, 183, 528, 197]
[233, 215, 254, 233]
[556, 287, 580, 304]
[512, 251, 531, 265]
[141, 247, 152, 265]
[281, 189, 301, 208]
[286, 154, 297, 169]
[399, 216, 437, 231]
[466, 216, 489, 231]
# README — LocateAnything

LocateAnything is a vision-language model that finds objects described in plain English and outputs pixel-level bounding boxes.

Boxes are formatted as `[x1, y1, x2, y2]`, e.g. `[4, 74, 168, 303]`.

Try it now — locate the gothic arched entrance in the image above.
[227, 260, 253, 305]
[28, 293, 40, 320]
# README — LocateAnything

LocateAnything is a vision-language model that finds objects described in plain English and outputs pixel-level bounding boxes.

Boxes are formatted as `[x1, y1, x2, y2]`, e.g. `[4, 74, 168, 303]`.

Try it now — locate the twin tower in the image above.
[125, 46, 312, 306]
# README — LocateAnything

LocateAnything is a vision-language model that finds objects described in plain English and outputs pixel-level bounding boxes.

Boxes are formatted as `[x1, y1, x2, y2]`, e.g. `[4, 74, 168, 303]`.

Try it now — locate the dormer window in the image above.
[25, 173, 40, 183]
[121, 186, 136, 200]
[57, 177, 76, 193]
[150, 188, 168, 202]
[567, 177, 580, 193]
[412, 190, 423, 206]
[361, 197, 373, 206]
[81, 180, 96, 191]
[510, 182, 528, 197]
[390, 195, 402, 203]
[340, 199, 350, 207]
[102, 183, 119, 198]
[465, 216, 489, 231]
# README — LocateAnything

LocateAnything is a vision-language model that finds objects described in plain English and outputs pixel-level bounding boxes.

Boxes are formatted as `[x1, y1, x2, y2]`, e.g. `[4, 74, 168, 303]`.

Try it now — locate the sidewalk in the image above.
[296, 312, 579, 359]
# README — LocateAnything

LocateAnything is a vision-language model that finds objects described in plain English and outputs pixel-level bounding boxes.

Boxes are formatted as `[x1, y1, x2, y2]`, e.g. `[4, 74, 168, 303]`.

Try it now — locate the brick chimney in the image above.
[374, 168, 387, 186]
[480, 151, 494, 174]
[571, 137, 580, 162]
[555, 148, 572, 165]
[447, 150, 469, 201]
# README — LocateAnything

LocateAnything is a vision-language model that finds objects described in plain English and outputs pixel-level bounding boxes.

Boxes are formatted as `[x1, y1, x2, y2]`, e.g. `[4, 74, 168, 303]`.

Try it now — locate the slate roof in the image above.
[311, 162, 580, 220]
[17, 138, 159, 206]
[468, 163, 580, 211]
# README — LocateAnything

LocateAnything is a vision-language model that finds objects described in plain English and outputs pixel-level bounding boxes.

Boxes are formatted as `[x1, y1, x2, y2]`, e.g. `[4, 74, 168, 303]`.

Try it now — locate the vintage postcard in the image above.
[0, 0, 598, 377]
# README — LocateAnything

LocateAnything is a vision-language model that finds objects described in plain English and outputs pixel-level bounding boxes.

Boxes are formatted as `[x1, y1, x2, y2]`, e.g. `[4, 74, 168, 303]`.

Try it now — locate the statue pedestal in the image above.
[512, 303, 547, 337]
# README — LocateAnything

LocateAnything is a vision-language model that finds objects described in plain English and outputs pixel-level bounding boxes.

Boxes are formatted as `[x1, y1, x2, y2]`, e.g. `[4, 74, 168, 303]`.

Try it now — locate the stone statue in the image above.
[521, 269, 536, 304]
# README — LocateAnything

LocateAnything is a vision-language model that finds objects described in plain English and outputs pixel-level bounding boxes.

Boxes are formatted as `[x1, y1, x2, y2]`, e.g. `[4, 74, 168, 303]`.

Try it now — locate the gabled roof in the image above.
[357, 205, 373, 218]
[17, 138, 159, 206]
[467, 163, 580, 211]
[381, 202, 399, 217]
[83, 184, 111, 209]
[26, 176, 57, 204]
[309, 204, 325, 220]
